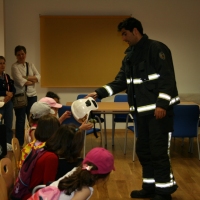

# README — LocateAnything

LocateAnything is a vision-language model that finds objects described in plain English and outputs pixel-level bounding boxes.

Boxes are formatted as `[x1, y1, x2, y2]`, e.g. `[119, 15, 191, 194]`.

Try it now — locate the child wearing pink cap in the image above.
[39, 97, 93, 131]
[29, 147, 115, 200]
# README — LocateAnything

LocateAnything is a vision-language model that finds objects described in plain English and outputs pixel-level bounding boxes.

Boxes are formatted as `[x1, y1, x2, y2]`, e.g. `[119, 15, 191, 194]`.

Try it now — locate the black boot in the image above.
[150, 194, 172, 200]
[130, 189, 155, 198]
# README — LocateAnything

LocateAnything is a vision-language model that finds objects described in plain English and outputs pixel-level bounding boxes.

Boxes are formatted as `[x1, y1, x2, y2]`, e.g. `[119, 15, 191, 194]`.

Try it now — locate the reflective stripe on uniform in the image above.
[103, 85, 113, 96]
[129, 104, 156, 113]
[156, 180, 177, 188]
[137, 104, 156, 112]
[126, 73, 160, 85]
[158, 93, 171, 101]
[169, 96, 180, 105]
[129, 96, 180, 113]
[143, 178, 155, 183]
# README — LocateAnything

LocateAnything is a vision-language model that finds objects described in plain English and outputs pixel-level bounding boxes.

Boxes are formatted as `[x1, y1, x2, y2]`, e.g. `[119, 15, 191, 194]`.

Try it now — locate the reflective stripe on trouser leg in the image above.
[141, 133, 177, 193]
[136, 114, 177, 194]
[155, 132, 177, 194]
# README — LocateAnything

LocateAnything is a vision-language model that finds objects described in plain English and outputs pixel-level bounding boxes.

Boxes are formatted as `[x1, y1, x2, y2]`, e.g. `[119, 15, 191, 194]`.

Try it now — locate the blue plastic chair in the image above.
[172, 104, 200, 160]
[58, 105, 103, 157]
[112, 94, 132, 145]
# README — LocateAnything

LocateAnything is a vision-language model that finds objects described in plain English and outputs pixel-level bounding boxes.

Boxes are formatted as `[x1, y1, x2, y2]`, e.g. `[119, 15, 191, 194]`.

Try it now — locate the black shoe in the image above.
[150, 194, 172, 200]
[130, 189, 155, 198]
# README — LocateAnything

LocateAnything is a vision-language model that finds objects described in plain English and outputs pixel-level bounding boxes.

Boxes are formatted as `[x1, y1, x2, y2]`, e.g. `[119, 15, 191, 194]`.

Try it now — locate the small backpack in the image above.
[28, 186, 61, 200]
[11, 148, 47, 199]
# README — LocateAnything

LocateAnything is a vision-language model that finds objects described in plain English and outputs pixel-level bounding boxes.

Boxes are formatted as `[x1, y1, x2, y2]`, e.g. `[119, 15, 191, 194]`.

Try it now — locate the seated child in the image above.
[19, 114, 60, 168]
[29, 147, 115, 200]
[45, 124, 85, 180]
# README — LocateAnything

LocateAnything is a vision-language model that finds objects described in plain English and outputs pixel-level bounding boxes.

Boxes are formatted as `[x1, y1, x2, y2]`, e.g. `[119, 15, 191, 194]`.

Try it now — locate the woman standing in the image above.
[11, 45, 41, 147]
[0, 56, 16, 144]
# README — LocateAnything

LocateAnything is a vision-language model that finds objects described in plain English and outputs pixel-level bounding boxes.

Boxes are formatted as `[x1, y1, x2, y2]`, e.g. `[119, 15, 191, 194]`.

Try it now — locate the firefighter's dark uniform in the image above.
[95, 34, 179, 195]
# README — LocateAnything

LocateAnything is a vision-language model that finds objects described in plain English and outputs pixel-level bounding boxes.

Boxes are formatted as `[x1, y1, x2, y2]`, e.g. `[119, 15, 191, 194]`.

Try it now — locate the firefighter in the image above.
[86, 17, 179, 200]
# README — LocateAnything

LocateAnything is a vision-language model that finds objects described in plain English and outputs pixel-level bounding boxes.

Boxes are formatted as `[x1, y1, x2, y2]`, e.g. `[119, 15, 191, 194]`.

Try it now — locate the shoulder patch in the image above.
[159, 52, 165, 60]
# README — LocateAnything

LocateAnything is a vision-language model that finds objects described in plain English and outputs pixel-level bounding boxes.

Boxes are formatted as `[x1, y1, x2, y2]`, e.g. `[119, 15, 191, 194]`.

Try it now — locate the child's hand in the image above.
[79, 121, 93, 131]
[62, 111, 71, 119]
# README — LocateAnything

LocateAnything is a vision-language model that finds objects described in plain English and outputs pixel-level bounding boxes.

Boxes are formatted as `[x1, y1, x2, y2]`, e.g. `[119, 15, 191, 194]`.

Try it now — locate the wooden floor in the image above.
[84, 129, 200, 200]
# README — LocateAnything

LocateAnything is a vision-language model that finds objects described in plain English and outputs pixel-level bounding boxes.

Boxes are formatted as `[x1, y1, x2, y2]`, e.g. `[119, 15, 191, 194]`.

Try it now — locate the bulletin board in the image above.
[40, 15, 128, 87]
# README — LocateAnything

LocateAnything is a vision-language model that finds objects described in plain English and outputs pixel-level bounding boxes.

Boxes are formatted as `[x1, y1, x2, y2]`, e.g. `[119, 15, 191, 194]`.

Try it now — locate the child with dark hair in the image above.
[45, 124, 85, 179]
[19, 114, 60, 168]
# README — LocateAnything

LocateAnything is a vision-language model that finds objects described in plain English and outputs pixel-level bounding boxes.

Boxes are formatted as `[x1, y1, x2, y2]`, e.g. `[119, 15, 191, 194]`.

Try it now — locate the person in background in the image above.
[86, 17, 179, 200]
[0, 56, 16, 146]
[11, 45, 41, 147]
[19, 114, 60, 168]
[29, 147, 115, 200]
[46, 91, 60, 103]
[45, 124, 85, 180]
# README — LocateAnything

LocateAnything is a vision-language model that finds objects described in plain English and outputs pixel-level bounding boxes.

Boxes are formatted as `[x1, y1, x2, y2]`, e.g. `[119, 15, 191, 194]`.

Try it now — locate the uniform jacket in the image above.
[0, 73, 16, 96]
[95, 34, 180, 116]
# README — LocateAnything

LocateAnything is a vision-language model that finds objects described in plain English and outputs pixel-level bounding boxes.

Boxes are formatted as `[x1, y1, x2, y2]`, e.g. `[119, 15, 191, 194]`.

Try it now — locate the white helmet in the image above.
[71, 97, 98, 123]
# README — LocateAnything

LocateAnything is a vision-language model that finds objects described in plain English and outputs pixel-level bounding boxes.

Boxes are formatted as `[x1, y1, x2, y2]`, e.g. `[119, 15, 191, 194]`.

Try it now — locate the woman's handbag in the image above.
[12, 62, 29, 109]
[13, 92, 28, 109]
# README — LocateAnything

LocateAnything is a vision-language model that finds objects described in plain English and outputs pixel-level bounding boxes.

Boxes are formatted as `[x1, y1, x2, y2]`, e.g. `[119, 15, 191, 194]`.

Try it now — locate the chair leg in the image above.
[189, 138, 194, 153]
[197, 135, 200, 160]
[112, 115, 115, 146]
[83, 131, 86, 158]
[124, 127, 128, 155]
[95, 116, 104, 147]
[103, 114, 107, 147]
[133, 133, 136, 162]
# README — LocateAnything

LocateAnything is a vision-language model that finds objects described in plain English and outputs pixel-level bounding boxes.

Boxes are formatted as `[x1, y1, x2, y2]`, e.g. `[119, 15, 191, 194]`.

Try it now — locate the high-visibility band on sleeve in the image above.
[102, 85, 113, 96]
[158, 93, 171, 101]
[169, 96, 180, 105]
[137, 104, 156, 112]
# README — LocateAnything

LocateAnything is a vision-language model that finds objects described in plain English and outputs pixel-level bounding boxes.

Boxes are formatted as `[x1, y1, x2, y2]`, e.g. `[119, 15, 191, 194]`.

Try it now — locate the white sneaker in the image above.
[7, 143, 13, 151]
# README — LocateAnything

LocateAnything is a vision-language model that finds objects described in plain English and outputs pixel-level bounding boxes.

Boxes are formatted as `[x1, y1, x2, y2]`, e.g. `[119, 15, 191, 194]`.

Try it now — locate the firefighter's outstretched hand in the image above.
[154, 107, 166, 119]
[85, 92, 98, 100]
[79, 121, 93, 131]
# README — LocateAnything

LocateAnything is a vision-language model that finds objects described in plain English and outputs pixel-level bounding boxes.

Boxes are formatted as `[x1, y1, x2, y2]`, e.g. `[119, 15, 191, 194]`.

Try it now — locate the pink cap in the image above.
[82, 147, 115, 174]
[39, 97, 62, 108]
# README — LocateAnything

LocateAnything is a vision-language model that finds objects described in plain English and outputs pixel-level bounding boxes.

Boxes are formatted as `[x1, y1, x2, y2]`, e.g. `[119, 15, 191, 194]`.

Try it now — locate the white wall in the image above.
[3, 0, 200, 128]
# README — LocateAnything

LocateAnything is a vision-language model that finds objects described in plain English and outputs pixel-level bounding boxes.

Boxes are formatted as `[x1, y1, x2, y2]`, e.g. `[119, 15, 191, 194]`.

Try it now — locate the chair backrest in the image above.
[0, 158, 14, 194]
[114, 94, 129, 121]
[172, 105, 199, 138]
[0, 173, 8, 200]
[11, 137, 21, 177]
[114, 94, 128, 102]
[0, 124, 7, 159]
[58, 105, 81, 127]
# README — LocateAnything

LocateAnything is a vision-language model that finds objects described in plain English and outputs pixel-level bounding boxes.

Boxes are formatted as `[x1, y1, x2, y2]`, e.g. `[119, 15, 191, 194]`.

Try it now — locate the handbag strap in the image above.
[4, 73, 10, 91]
[25, 62, 29, 92]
